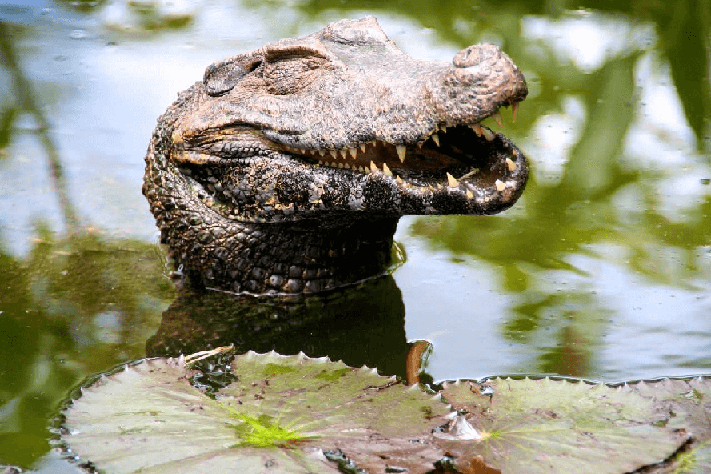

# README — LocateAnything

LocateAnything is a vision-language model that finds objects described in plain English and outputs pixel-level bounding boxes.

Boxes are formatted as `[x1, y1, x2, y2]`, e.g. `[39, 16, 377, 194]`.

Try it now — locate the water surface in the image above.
[0, 0, 710, 469]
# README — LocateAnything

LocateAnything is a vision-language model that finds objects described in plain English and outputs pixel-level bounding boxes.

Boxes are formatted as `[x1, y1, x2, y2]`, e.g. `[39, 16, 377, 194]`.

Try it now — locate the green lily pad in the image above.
[61, 352, 698, 474]
[440, 377, 691, 474]
[61, 351, 451, 473]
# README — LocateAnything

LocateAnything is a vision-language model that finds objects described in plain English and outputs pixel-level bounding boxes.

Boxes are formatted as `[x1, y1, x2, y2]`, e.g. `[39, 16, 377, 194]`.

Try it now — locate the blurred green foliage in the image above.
[0, 227, 173, 467]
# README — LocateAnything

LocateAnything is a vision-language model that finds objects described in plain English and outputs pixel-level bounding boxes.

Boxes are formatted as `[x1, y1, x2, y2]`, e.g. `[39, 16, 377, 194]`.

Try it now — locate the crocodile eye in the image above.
[203, 57, 262, 96]
[261, 47, 330, 95]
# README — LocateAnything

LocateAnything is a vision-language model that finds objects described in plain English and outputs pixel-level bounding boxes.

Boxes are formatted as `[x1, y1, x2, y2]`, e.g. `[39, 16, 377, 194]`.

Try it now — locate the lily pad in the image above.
[61, 352, 699, 474]
[626, 377, 711, 473]
[61, 351, 451, 473]
[440, 377, 691, 474]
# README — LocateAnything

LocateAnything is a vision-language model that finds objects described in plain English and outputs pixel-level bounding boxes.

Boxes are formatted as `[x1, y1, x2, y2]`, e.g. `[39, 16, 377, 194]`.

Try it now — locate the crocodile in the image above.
[143, 17, 529, 294]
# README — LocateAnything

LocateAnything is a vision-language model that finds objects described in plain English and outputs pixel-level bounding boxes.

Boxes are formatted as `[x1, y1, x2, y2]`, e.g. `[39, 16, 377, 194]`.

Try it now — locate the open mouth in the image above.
[280, 104, 523, 194]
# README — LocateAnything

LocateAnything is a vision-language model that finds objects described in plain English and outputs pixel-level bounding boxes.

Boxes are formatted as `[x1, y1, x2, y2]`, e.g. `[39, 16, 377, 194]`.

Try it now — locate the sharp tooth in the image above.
[447, 172, 459, 187]
[482, 127, 495, 141]
[370, 161, 378, 173]
[432, 134, 440, 147]
[396, 176, 403, 184]
[439, 124, 447, 133]
[319, 149, 325, 156]
[471, 124, 483, 137]
[360, 143, 366, 153]
[492, 111, 503, 127]
[318, 160, 323, 165]
[330, 150, 337, 158]
[349, 147, 357, 158]
[382, 163, 392, 176]
[495, 179, 506, 191]
[417, 141, 423, 148]
[512, 102, 519, 122]
[340, 148, 348, 159]
[370, 139, 377, 146]
[337, 162, 343, 168]
[466, 190, 474, 199]
[396, 145, 406, 163]
[344, 163, 350, 169]
[505, 157, 517, 171]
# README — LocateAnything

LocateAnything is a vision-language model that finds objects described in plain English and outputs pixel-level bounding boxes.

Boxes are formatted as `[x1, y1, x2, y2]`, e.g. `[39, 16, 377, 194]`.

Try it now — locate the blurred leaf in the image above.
[563, 53, 638, 197]
[655, 0, 711, 149]
[0, 106, 17, 151]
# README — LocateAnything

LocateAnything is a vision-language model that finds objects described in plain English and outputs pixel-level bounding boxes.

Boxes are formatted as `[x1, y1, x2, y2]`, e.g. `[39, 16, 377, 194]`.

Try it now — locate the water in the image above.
[0, 0, 710, 469]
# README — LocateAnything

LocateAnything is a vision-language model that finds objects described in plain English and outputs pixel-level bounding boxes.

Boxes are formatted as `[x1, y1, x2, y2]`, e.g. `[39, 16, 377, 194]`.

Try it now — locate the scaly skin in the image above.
[143, 17, 529, 294]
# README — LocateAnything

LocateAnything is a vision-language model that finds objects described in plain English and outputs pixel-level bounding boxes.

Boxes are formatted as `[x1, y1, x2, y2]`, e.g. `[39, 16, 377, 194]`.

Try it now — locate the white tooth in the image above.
[359, 166, 365, 172]
[340, 148, 348, 159]
[482, 128, 495, 141]
[330, 150, 337, 158]
[471, 124, 483, 137]
[396, 176, 403, 184]
[446, 172, 459, 187]
[492, 111, 503, 127]
[370, 161, 378, 173]
[382, 163, 392, 176]
[396, 145, 406, 163]
[349, 147, 357, 158]
[417, 141, 423, 148]
[319, 149, 325, 156]
[512, 102, 519, 122]
[318, 160, 323, 165]
[360, 143, 366, 153]
[337, 162, 343, 168]
[370, 139, 377, 146]
[505, 158, 517, 171]
[495, 179, 506, 191]
[466, 190, 474, 199]
[432, 134, 440, 147]
[344, 163, 350, 169]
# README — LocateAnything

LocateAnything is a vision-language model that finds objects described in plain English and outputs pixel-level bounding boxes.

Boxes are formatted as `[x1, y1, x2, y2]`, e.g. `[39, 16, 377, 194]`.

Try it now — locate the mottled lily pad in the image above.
[626, 377, 711, 473]
[61, 351, 451, 473]
[61, 352, 699, 474]
[440, 377, 691, 474]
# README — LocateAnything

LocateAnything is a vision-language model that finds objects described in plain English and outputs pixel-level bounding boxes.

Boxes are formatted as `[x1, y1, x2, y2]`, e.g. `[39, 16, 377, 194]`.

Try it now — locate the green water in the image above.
[0, 0, 709, 469]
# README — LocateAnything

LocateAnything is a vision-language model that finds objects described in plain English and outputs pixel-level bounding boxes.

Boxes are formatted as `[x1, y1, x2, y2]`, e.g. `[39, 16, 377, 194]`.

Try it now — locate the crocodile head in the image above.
[144, 17, 529, 294]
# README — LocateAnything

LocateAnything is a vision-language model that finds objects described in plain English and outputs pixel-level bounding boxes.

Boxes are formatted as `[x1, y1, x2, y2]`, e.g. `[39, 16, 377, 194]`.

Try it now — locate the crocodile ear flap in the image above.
[203, 58, 250, 96]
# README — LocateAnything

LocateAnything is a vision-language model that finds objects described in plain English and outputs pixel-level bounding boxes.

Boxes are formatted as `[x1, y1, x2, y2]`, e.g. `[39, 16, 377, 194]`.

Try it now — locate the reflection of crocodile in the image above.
[143, 17, 528, 294]
[146, 275, 413, 380]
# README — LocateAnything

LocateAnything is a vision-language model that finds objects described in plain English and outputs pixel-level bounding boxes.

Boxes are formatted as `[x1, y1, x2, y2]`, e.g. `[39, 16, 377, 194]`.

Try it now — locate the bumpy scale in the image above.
[143, 17, 529, 294]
